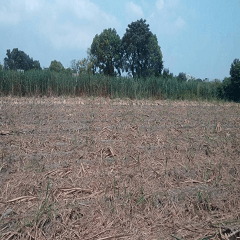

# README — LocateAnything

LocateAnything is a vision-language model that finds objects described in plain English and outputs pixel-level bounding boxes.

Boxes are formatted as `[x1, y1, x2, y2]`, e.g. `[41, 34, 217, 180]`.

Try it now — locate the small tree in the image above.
[4, 48, 41, 71]
[78, 58, 94, 74]
[177, 72, 187, 82]
[49, 60, 64, 72]
[220, 77, 232, 100]
[163, 68, 173, 78]
[70, 59, 78, 74]
[33, 60, 41, 70]
[64, 67, 73, 74]
[71, 49, 94, 75]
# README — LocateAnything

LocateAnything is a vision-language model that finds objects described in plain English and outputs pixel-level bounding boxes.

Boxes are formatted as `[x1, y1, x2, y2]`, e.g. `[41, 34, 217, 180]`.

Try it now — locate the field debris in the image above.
[0, 97, 239, 239]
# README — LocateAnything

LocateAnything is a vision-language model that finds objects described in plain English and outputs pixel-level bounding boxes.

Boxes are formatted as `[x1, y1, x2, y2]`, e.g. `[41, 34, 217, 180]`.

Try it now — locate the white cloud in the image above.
[165, 0, 179, 9]
[0, 6, 21, 25]
[56, 0, 101, 21]
[149, 0, 186, 35]
[156, 0, 164, 11]
[42, 22, 92, 50]
[24, 0, 42, 13]
[40, 0, 119, 50]
[0, 0, 42, 25]
[0, 0, 120, 50]
[175, 16, 186, 29]
[155, 0, 180, 12]
[125, 2, 144, 20]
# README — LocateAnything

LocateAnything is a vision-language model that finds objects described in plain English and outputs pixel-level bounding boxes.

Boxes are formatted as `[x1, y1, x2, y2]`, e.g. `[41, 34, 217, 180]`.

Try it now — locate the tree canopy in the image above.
[4, 48, 41, 71]
[90, 28, 122, 76]
[49, 60, 64, 72]
[122, 18, 163, 78]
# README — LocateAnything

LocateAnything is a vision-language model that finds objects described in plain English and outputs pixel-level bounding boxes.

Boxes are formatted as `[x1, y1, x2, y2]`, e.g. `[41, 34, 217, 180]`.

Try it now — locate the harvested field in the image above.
[0, 97, 240, 240]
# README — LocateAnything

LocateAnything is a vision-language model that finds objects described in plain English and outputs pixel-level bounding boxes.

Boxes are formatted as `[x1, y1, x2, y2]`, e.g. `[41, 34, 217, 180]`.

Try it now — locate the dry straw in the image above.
[0, 97, 239, 239]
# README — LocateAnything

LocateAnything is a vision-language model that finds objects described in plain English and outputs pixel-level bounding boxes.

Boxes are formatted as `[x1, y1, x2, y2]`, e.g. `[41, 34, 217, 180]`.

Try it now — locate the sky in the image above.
[0, 0, 240, 80]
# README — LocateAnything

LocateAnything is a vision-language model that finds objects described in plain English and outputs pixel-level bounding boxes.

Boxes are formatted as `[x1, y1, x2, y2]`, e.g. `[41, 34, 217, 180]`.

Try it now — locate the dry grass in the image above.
[0, 96, 240, 240]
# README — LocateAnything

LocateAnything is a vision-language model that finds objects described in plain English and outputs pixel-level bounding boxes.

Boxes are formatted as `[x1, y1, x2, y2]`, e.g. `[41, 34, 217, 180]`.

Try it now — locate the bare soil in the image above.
[0, 97, 240, 240]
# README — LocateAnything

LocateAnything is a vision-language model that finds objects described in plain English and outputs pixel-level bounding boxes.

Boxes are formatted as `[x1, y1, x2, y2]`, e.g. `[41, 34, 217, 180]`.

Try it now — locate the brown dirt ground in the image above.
[0, 97, 240, 240]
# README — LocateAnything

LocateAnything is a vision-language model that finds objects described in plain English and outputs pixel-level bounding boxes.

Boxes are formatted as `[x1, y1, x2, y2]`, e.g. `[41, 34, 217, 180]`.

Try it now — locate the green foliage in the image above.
[0, 69, 221, 101]
[122, 18, 163, 78]
[90, 28, 122, 76]
[4, 48, 41, 71]
[145, 34, 163, 77]
[71, 49, 94, 75]
[64, 67, 73, 74]
[163, 68, 173, 78]
[216, 77, 230, 100]
[78, 58, 93, 74]
[230, 58, 240, 80]
[70, 59, 78, 74]
[0, 62, 3, 70]
[177, 72, 187, 82]
[229, 58, 240, 101]
[49, 60, 64, 73]
[33, 60, 41, 70]
[71, 59, 93, 76]
[215, 59, 240, 102]
[89, 19, 163, 78]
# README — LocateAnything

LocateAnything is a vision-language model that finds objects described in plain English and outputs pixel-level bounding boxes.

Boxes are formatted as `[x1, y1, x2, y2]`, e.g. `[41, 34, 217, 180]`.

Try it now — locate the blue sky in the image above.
[0, 0, 239, 80]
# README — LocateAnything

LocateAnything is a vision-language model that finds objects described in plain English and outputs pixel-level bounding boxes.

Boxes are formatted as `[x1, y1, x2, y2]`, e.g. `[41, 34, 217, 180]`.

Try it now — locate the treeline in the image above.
[2, 19, 163, 78]
[0, 18, 239, 102]
[0, 56, 239, 102]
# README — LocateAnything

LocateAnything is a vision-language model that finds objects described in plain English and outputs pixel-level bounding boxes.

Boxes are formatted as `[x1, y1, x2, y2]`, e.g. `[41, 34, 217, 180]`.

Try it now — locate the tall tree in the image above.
[4, 48, 41, 71]
[90, 28, 122, 76]
[122, 19, 163, 78]
[229, 58, 240, 101]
